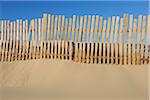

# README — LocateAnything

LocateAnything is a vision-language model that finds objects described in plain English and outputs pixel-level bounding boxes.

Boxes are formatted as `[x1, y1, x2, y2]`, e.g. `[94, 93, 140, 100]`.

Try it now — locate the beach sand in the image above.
[0, 59, 149, 100]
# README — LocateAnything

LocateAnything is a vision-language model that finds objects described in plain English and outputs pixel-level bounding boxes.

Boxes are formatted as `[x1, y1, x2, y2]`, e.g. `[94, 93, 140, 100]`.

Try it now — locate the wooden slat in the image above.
[20, 20, 23, 41]
[78, 16, 83, 63]
[18, 20, 23, 60]
[22, 21, 26, 60]
[69, 41, 72, 60]
[60, 16, 65, 59]
[0, 21, 1, 40]
[110, 16, 115, 64]
[5, 21, 10, 61]
[54, 15, 58, 41]
[3, 20, 6, 41]
[75, 16, 79, 42]
[86, 16, 91, 63]
[75, 16, 79, 62]
[38, 18, 41, 41]
[34, 19, 38, 41]
[37, 18, 41, 59]
[144, 16, 150, 64]
[29, 19, 33, 60]
[1, 20, 6, 61]
[68, 18, 72, 60]
[57, 16, 61, 59]
[5, 20, 9, 61]
[54, 40, 57, 59]
[50, 15, 54, 58]
[83, 15, 87, 42]
[72, 15, 76, 41]
[42, 14, 47, 41]
[54, 16, 58, 58]
[94, 16, 99, 63]
[89, 16, 95, 63]
[0, 21, 3, 40]
[82, 15, 87, 63]
[60, 16, 65, 41]
[42, 14, 47, 59]
[0, 21, 3, 61]
[31, 20, 36, 59]
[128, 15, 133, 65]
[12, 21, 16, 61]
[98, 17, 103, 64]
[132, 19, 137, 65]
[118, 18, 123, 64]
[68, 18, 72, 41]
[46, 15, 51, 59]
[64, 18, 68, 60]
[8, 22, 13, 61]
[79, 16, 83, 42]
[102, 20, 106, 64]
[25, 20, 29, 60]
[43, 15, 48, 59]
[34, 19, 38, 59]
[1, 20, 5, 61]
[114, 16, 119, 64]
[140, 16, 146, 64]
[64, 18, 68, 41]
[106, 17, 110, 64]
[57, 15, 61, 40]
[136, 15, 142, 64]
[123, 14, 128, 65]
[25, 20, 29, 41]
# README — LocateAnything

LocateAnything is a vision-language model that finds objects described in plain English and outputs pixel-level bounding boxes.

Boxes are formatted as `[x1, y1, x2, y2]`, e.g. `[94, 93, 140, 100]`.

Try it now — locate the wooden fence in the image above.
[0, 13, 149, 65]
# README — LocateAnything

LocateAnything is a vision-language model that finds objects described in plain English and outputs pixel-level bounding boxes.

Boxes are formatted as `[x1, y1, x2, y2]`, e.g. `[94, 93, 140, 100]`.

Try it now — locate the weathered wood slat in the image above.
[123, 14, 128, 65]
[78, 16, 83, 63]
[82, 16, 87, 63]
[141, 16, 146, 64]
[128, 15, 133, 65]
[102, 20, 106, 64]
[132, 19, 137, 65]
[50, 15, 54, 59]
[144, 16, 150, 64]
[2, 21, 7, 61]
[54, 16, 58, 59]
[136, 15, 142, 64]
[86, 16, 91, 63]
[94, 16, 99, 63]
[110, 16, 115, 64]
[64, 18, 68, 60]
[90, 16, 95, 63]
[114, 16, 119, 64]
[119, 18, 123, 64]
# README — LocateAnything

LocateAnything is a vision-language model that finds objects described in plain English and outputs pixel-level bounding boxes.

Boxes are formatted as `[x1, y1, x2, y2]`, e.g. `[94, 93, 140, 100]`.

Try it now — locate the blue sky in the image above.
[0, 1, 149, 20]
[0, 0, 149, 43]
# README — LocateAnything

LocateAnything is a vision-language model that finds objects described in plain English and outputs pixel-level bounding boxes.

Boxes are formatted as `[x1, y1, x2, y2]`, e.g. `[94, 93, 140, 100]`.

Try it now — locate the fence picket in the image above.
[114, 16, 119, 64]
[86, 16, 91, 63]
[132, 19, 137, 65]
[110, 16, 115, 64]
[141, 16, 146, 64]
[119, 18, 123, 64]
[102, 20, 106, 64]
[137, 15, 142, 64]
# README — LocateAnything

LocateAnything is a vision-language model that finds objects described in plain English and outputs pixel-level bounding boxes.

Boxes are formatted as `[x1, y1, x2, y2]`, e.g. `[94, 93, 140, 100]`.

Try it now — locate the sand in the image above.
[0, 59, 149, 100]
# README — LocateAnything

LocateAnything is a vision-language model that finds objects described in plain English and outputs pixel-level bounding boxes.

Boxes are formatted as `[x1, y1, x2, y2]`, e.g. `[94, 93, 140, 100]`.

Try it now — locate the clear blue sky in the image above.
[0, 1, 149, 20]
[0, 0, 149, 43]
